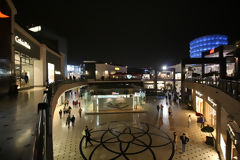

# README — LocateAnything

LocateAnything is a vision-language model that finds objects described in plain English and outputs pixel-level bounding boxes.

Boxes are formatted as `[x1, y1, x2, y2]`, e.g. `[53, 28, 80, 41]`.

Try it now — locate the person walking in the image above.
[78, 101, 81, 107]
[188, 115, 191, 128]
[85, 126, 93, 148]
[157, 105, 160, 113]
[168, 106, 172, 115]
[79, 107, 82, 118]
[66, 115, 71, 128]
[160, 104, 164, 111]
[59, 109, 62, 119]
[180, 133, 189, 153]
[71, 115, 75, 127]
[173, 131, 177, 151]
[201, 115, 206, 128]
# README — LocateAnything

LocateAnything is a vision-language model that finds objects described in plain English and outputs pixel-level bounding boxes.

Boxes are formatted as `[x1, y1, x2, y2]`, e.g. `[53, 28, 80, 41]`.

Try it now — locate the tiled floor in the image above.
[53, 96, 219, 160]
[0, 87, 45, 160]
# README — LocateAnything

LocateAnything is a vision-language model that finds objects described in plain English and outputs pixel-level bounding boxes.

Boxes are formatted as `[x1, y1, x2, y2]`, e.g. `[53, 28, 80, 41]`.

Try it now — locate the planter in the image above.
[206, 136, 214, 146]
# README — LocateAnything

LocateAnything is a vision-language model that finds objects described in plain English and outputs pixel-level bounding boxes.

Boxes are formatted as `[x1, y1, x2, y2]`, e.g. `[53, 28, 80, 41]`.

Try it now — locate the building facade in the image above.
[0, 0, 65, 94]
[190, 35, 228, 58]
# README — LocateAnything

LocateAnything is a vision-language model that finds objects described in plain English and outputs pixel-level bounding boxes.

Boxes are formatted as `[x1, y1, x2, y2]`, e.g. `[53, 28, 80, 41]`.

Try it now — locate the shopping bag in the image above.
[82, 130, 86, 136]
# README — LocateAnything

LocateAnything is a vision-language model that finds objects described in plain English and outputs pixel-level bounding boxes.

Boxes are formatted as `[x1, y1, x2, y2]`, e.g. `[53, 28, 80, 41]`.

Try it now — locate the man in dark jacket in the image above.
[85, 126, 93, 148]
[180, 133, 189, 153]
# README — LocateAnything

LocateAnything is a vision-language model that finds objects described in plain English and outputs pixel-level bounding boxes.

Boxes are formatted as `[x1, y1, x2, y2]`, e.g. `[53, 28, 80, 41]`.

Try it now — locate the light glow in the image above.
[0, 11, 10, 18]
[28, 26, 41, 32]
[162, 66, 167, 70]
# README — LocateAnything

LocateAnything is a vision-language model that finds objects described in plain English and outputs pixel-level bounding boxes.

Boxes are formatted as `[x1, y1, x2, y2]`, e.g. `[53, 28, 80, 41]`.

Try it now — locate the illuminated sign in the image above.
[210, 48, 215, 54]
[115, 67, 120, 71]
[195, 90, 203, 97]
[15, 36, 31, 49]
[208, 96, 217, 107]
[55, 71, 61, 75]
[112, 92, 119, 95]
[0, 11, 10, 18]
[48, 63, 55, 84]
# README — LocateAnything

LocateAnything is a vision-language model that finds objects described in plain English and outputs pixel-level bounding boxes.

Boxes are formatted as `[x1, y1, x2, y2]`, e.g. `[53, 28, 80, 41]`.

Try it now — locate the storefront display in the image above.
[196, 95, 203, 114]
[205, 102, 217, 138]
[48, 63, 55, 84]
[227, 122, 240, 160]
[15, 51, 34, 89]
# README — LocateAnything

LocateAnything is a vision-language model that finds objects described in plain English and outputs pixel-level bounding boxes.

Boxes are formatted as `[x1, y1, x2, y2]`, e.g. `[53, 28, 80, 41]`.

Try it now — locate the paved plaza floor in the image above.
[0, 87, 45, 160]
[53, 96, 220, 160]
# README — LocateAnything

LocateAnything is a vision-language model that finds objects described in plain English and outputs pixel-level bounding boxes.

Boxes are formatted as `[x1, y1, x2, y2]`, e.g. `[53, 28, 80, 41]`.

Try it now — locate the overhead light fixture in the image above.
[28, 26, 41, 32]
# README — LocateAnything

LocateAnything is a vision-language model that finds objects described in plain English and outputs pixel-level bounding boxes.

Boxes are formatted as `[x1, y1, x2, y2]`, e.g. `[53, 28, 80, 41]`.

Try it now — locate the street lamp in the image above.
[162, 65, 167, 70]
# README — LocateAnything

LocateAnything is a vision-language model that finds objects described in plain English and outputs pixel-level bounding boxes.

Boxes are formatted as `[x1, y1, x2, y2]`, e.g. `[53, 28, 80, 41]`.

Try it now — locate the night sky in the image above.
[13, 0, 239, 68]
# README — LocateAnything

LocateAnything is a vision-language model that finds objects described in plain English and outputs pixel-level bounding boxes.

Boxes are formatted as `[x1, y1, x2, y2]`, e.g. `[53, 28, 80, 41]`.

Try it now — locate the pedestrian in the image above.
[157, 105, 160, 113]
[66, 115, 71, 128]
[173, 131, 177, 151]
[63, 106, 66, 114]
[79, 107, 82, 118]
[68, 106, 72, 115]
[180, 133, 189, 153]
[59, 109, 62, 119]
[160, 104, 164, 111]
[71, 115, 75, 127]
[78, 101, 81, 107]
[201, 115, 206, 128]
[168, 106, 172, 115]
[85, 126, 93, 148]
[188, 115, 191, 128]
[168, 93, 172, 101]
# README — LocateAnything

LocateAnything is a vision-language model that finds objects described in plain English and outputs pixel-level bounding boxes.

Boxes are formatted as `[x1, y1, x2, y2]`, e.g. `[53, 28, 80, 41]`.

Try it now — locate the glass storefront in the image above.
[196, 96, 203, 114]
[15, 51, 34, 89]
[205, 102, 217, 138]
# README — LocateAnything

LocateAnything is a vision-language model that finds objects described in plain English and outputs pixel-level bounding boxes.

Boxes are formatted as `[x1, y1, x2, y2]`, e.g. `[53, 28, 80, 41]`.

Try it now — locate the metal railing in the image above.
[32, 93, 48, 160]
[186, 77, 240, 101]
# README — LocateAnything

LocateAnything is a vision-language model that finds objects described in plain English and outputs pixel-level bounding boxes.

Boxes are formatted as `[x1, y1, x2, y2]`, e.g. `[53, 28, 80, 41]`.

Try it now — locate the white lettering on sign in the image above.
[195, 90, 203, 97]
[208, 96, 217, 107]
[15, 36, 31, 49]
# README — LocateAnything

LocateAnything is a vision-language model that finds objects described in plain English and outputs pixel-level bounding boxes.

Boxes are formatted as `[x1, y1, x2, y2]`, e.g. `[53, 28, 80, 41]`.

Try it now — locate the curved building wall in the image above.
[189, 35, 228, 58]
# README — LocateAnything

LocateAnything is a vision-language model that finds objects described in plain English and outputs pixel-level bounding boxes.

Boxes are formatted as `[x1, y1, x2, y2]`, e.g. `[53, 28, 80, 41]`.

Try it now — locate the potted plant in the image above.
[201, 125, 214, 146]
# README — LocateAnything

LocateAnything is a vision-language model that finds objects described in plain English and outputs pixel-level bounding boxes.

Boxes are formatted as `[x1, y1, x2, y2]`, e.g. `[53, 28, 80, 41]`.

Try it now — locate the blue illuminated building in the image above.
[189, 35, 228, 58]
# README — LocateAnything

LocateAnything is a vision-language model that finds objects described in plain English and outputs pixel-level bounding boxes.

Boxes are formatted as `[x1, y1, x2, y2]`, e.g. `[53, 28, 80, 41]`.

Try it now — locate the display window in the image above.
[205, 102, 216, 138]
[196, 96, 203, 114]
[15, 51, 34, 89]
[231, 142, 238, 160]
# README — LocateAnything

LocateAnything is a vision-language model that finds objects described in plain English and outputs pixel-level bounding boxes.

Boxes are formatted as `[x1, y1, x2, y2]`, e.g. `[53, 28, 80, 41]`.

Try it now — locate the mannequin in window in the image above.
[24, 72, 29, 84]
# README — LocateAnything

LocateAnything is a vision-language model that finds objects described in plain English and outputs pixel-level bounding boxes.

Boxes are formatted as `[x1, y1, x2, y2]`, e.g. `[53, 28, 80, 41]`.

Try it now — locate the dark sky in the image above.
[13, 0, 239, 68]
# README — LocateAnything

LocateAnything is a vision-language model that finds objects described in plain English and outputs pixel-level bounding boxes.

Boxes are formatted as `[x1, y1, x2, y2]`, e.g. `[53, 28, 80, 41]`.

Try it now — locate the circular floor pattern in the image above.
[79, 121, 174, 160]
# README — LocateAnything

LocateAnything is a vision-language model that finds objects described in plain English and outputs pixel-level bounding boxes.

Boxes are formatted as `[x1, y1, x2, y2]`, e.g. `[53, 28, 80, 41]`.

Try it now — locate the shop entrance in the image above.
[15, 51, 34, 89]
[196, 96, 203, 114]
[205, 102, 217, 138]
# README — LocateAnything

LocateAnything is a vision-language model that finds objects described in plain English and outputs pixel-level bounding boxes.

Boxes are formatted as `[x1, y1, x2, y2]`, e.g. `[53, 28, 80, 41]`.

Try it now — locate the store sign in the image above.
[195, 90, 203, 97]
[210, 48, 215, 54]
[208, 96, 217, 107]
[15, 36, 31, 49]
[115, 67, 120, 71]
[0, 11, 10, 18]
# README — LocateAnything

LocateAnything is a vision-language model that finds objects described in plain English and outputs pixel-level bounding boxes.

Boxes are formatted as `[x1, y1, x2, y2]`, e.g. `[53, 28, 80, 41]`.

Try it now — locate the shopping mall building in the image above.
[182, 35, 240, 160]
[0, 0, 66, 95]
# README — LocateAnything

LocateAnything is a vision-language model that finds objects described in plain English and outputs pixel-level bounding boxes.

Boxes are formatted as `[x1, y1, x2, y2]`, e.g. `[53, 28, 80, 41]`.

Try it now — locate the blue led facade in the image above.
[189, 35, 228, 58]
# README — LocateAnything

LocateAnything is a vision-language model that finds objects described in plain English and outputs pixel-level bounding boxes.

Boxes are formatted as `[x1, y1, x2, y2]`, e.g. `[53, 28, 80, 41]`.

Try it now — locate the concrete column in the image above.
[181, 62, 186, 102]
[60, 52, 65, 79]
[154, 69, 158, 92]
[216, 103, 222, 152]
[40, 44, 47, 85]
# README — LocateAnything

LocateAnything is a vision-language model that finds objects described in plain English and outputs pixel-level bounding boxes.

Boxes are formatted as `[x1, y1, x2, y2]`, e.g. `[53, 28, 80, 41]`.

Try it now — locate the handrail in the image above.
[32, 92, 48, 160]
[185, 77, 240, 101]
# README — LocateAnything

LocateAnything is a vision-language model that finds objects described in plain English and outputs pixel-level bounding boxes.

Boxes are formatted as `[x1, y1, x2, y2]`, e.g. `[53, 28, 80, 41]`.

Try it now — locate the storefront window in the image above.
[231, 142, 238, 160]
[205, 102, 216, 138]
[15, 51, 34, 89]
[196, 96, 203, 114]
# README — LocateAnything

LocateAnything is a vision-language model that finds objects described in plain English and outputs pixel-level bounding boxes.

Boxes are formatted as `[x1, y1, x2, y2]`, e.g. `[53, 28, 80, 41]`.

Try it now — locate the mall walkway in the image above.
[53, 96, 220, 160]
[0, 87, 45, 160]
